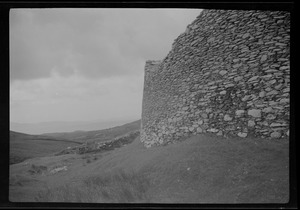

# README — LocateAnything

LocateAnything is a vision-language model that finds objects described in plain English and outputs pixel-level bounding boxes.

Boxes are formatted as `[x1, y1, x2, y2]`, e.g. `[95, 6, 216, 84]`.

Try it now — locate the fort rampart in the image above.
[141, 9, 290, 147]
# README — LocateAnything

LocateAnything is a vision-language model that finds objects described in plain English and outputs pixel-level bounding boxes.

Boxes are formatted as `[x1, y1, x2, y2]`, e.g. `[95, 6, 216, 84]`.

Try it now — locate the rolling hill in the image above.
[43, 119, 141, 143]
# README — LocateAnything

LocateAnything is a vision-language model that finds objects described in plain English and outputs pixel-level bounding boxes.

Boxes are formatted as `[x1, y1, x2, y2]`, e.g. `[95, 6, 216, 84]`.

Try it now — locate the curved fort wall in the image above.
[141, 9, 290, 148]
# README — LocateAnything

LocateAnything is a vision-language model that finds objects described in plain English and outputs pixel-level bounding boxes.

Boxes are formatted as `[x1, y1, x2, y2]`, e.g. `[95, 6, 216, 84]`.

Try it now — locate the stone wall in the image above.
[141, 9, 290, 148]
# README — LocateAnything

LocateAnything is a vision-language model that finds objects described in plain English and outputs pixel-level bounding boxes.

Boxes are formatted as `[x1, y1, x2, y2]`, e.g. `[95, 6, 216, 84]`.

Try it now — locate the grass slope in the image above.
[9, 133, 289, 203]
[10, 131, 81, 165]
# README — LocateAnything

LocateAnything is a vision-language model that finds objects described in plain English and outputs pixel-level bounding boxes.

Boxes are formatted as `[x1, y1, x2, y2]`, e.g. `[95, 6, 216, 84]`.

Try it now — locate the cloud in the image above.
[10, 71, 144, 123]
[10, 8, 201, 81]
[9, 8, 202, 123]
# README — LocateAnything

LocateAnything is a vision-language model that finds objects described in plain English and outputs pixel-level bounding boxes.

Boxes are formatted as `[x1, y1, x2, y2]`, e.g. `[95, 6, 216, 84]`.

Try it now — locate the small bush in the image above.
[28, 164, 47, 175]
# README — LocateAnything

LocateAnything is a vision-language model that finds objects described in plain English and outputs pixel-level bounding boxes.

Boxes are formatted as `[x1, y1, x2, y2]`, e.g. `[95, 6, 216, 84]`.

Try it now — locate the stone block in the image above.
[197, 127, 203, 133]
[207, 128, 218, 133]
[219, 70, 228, 76]
[260, 54, 268, 62]
[266, 114, 276, 120]
[270, 122, 288, 127]
[270, 131, 281, 138]
[262, 107, 273, 113]
[217, 131, 223, 136]
[259, 91, 266, 97]
[238, 132, 248, 138]
[235, 110, 245, 116]
[248, 109, 262, 118]
[224, 114, 233, 121]
[220, 90, 227, 95]
[248, 120, 256, 127]
[201, 113, 208, 119]
[234, 76, 243, 82]
[248, 76, 259, 82]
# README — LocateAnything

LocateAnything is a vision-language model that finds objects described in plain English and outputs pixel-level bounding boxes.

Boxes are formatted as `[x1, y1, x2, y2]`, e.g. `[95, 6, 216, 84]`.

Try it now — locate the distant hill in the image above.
[10, 131, 81, 165]
[10, 119, 135, 135]
[43, 120, 141, 143]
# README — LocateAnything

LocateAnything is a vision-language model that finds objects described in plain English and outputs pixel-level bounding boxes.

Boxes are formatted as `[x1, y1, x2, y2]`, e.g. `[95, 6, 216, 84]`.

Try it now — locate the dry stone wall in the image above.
[141, 9, 290, 148]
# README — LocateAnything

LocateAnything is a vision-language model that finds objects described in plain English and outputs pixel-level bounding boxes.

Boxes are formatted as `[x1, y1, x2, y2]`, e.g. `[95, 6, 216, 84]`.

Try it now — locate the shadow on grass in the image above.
[10, 174, 38, 187]
[10, 155, 30, 165]
[34, 169, 151, 203]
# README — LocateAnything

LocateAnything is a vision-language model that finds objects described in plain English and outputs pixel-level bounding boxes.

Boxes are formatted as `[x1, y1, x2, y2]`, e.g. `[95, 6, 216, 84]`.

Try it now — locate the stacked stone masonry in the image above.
[141, 9, 290, 148]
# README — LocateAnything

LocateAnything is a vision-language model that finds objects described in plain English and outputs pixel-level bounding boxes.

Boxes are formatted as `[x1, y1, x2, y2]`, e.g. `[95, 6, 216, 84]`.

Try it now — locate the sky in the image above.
[10, 8, 202, 124]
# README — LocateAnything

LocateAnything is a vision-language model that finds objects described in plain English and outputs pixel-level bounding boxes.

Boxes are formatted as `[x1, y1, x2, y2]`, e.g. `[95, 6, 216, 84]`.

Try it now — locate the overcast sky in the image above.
[10, 8, 202, 124]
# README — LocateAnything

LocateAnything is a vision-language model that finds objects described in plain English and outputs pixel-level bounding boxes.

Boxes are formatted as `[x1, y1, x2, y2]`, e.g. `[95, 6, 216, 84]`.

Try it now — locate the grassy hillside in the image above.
[10, 120, 140, 165]
[43, 119, 141, 143]
[9, 133, 289, 203]
[10, 131, 81, 165]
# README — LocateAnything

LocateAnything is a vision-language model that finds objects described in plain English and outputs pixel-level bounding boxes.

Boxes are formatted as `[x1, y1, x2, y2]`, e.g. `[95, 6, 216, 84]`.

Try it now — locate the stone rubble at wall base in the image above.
[141, 9, 290, 148]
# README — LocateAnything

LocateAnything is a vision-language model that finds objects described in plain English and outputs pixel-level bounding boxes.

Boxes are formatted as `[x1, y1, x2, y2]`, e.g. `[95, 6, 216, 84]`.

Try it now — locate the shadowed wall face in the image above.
[141, 9, 290, 148]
